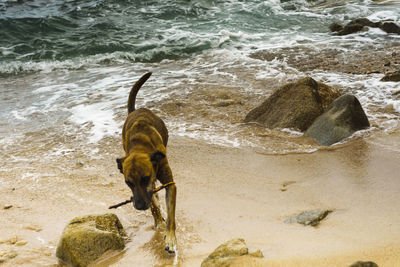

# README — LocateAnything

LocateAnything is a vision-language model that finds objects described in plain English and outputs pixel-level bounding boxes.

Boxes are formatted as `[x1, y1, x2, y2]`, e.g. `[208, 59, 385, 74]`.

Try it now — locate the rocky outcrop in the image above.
[330, 18, 400, 35]
[381, 71, 400, 82]
[285, 209, 332, 227]
[304, 94, 370, 146]
[56, 213, 126, 267]
[349, 261, 379, 267]
[244, 77, 340, 131]
[201, 238, 263, 267]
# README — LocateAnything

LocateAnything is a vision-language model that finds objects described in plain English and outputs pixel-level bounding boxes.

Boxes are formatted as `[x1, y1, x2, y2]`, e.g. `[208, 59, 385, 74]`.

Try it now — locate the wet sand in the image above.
[1, 134, 400, 266]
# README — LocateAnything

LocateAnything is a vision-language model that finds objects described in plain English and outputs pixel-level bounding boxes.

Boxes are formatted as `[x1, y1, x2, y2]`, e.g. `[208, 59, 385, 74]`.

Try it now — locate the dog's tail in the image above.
[127, 72, 152, 113]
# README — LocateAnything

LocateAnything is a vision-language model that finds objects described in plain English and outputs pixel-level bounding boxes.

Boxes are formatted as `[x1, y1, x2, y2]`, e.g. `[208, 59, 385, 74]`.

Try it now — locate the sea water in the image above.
[1, 0, 400, 160]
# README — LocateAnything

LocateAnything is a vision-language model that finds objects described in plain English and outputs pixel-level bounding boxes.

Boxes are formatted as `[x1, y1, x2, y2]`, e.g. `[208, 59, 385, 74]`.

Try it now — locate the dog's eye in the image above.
[141, 175, 150, 185]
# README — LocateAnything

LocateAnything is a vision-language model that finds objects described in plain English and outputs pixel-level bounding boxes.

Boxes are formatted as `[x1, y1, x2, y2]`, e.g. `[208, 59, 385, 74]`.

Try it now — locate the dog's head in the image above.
[117, 151, 165, 210]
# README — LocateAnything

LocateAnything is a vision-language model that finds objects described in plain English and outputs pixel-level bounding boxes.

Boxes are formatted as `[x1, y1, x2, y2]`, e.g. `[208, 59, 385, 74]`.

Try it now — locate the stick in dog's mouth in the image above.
[109, 182, 175, 209]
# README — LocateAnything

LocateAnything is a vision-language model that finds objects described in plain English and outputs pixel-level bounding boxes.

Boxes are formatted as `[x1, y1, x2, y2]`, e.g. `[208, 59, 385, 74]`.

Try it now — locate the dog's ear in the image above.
[150, 151, 165, 163]
[116, 157, 125, 174]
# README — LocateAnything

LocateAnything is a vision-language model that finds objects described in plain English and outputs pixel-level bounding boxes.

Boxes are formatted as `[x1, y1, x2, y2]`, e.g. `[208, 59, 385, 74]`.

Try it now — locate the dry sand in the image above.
[1, 134, 400, 266]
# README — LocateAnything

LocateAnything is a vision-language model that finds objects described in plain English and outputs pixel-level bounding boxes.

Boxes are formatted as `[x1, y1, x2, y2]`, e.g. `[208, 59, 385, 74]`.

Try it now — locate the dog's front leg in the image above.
[165, 182, 177, 253]
[150, 194, 165, 230]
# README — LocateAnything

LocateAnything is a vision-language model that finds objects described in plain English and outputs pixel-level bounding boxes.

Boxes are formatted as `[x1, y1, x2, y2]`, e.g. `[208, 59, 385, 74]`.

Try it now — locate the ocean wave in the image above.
[0, 0, 399, 77]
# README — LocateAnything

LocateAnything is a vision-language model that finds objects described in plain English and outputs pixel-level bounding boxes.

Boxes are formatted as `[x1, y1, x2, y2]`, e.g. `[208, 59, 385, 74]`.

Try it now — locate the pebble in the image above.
[15, 240, 28, 246]
[285, 209, 332, 226]
[0, 249, 18, 259]
[24, 225, 42, 232]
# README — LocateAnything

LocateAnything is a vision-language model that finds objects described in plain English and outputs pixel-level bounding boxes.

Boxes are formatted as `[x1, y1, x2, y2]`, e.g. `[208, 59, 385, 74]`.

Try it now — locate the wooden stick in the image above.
[109, 182, 175, 209]
[109, 199, 132, 209]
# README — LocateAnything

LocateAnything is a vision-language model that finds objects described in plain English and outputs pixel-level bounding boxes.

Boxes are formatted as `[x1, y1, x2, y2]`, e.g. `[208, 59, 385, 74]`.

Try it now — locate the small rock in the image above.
[6, 250, 18, 259]
[4, 236, 18, 245]
[285, 209, 332, 227]
[283, 181, 296, 187]
[15, 240, 27, 246]
[281, 181, 296, 191]
[24, 225, 42, 232]
[349, 261, 379, 267]
[3, 205, 13, 210]
[201, 238, 263, 267]
[0, 249, 18, 259]
[76, 161, 84, 168]
[249, 249, 264, 258]
[381, 71, 400, 82]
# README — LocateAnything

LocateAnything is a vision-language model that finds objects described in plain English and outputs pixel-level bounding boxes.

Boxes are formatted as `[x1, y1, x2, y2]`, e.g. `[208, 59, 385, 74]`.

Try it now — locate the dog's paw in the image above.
[164, 232, 177, 254]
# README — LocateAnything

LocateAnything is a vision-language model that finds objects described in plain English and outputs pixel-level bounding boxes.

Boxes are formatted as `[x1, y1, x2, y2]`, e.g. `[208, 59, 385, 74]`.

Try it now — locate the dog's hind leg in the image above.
[151, 194, 165, 230]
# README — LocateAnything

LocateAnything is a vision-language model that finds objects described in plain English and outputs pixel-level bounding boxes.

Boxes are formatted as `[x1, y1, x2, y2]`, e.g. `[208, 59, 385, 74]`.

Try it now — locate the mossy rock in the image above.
[201, 238, 263, 267]
[56, 213, 126, 267]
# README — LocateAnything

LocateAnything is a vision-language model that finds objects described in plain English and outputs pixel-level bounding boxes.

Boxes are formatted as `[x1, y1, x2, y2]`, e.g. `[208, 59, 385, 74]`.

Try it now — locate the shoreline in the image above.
[1, 134, 400, 266]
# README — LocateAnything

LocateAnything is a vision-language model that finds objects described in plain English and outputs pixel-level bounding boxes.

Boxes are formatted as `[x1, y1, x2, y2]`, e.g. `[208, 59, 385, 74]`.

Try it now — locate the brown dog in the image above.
[116, 72, 177, 253]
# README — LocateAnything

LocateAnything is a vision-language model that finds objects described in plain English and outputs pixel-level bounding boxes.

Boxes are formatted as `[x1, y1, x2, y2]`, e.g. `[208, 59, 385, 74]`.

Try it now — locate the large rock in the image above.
[56, 213, 126, 267]
[349, 261, 379, 267]
[244, 77, 341, 131]
[201, 238, 263, 267]
[330, 18, 400, 35]
[304, 94, 370, 145]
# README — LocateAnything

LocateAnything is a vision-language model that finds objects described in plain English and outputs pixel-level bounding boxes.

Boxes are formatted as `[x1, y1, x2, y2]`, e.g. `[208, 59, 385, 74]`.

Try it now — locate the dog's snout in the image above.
[134, 199, 148, 210]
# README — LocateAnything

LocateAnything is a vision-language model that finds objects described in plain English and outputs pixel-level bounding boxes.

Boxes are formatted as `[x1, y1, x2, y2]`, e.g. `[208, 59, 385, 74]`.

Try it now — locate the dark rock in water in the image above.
[351, 18, 379, 28]
[330, 17, 400, 35]
[379, 21, 400, 34]
[56, 213, 126, 267]
[329, 22, 343, 32]
[331, 18, 378, 35]
[244, 77, 341, 132]
[381, 71, 400, 82]
[304, 94, 370, 146]
[337, 23, 365, 35]
[285, 209, 332, 227]
[201, 238, 263, 267]
[349, 261, 379, 267]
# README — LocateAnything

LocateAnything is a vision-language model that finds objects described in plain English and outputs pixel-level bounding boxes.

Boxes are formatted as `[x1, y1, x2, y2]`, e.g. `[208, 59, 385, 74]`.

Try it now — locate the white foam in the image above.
[11, 110, 27, 121]
[368, 10, 400, 22]
[70, 103, 120, 143]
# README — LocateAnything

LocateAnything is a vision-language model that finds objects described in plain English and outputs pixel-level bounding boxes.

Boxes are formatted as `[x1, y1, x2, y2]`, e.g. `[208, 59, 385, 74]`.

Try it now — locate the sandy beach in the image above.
[1, 132, 400, 266]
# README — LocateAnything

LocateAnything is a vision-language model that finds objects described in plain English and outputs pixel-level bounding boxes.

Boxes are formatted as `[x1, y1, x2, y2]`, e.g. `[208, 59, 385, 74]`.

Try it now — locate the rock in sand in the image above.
[304, 94, 370, 146]
[349, 261, 379, 267]
[285, 209, 332, 227]
[201, 238, 263, 267]
[244, 77, 340, 131]
[56, 213, 126, 267]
